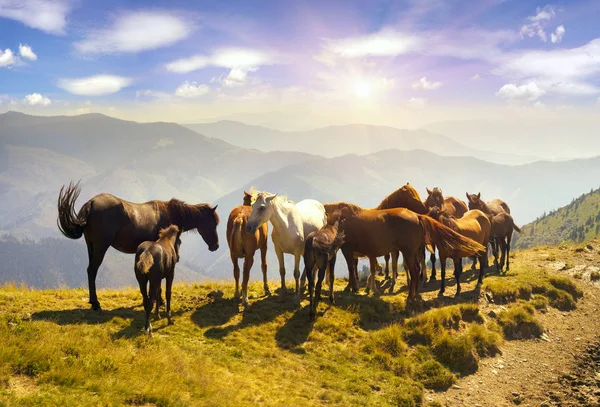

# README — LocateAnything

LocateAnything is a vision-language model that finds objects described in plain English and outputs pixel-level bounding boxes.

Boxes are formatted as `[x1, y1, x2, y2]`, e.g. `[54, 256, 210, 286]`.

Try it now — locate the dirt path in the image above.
[427, 244, 600, 407]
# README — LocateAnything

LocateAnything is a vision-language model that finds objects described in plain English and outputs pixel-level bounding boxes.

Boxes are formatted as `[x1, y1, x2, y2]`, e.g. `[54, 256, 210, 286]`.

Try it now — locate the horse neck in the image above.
[165, 201, 202, 231]
[269, 199, 302, 237]
[379, 193, 427, 214]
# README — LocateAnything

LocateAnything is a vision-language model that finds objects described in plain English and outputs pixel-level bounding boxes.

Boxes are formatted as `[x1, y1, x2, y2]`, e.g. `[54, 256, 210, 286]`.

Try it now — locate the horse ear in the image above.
[466, 192, 471, 201]
[476, 192, 481, 200]
[212, 205, 218, 211]
[244, 191, 250, 198]
[266, 194, 277, 202]
[426, 187, 432, 195]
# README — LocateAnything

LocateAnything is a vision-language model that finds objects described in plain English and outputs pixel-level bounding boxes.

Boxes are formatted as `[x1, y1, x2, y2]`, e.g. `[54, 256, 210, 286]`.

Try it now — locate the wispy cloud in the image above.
[57, 75, 132, 96]
[550, 25, 566, 44]
[520, 5, 560, 43]
[166, 48, 277, 73]
[0, 0, 71, 35]
[18, 44, 37, 61]
[496, 81, 545, 102]
[24, 93, 51, 106]
[412, 77, 442, 90]
[174, 81, 210, 98]
[74, 10, 194, 54]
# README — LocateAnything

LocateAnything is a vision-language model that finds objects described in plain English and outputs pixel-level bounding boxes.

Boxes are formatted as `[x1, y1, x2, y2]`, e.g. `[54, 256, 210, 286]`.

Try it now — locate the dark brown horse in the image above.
[135, 225, 183, 336]
[57, 181, 220, 310]
[304, 212, 345, 320]
[424, 187, 469, 280]
[227, 191, 269, 306]
[339, 207, 486, 299]
[427, 207, 491, 296]
[490, 212, 522, 272]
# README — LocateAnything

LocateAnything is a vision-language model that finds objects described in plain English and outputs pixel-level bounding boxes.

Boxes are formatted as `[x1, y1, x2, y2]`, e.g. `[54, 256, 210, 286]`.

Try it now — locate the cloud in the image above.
[0, 0, 70, 35]
[57, 75, 132, 96]
[471, 74, 481, 81]
[412, 77, 442, 90]
[494, 39, 600, 96]
[24, 93, 51, 106]
[174, 81, 210, 98]
[318, 28, 420, 59]
[550, 25, 566, 44]
[166, 47, 275, 73]
[0, 48, 17, 67]
[74, 11, 194, 54]
[520, 5, 556, 43]
[212, 67, 258, 87]
[18, 44, 37, 61]
[496, 81, 545, 102]
[408, 97, 427, 108]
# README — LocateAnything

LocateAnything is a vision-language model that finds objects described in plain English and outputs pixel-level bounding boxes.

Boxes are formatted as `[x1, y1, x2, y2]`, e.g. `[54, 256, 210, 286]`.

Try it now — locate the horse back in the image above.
[444, 197, 468, 218]
[454, 210, 491, 244]
[296, 199, 327, 237]
[488, 199, 510, 215]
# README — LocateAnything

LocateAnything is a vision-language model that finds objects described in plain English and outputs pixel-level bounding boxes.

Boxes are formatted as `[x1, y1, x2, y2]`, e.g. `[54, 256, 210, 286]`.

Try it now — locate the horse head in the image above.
[425, 187, 444, 209]
[247, 192, 277, 234]
[427, 206, 443, 220]
[195, 204, 219, 252]
[466, 192, 482, 211]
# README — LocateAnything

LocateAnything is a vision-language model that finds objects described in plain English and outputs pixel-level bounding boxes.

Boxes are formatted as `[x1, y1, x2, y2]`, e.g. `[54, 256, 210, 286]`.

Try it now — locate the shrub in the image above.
[414, 360, 456, 391]
[467, 324, 502, 357]
[432, 332, 479, 375]
[497, 304, 543, 340]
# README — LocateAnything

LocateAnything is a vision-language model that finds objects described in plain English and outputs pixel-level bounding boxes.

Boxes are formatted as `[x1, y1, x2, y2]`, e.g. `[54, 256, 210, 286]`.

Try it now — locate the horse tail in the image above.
[57, 180, 88, 240]
[231, 217, 244, 257]
[136, 252, 154, 275]
[513, 222, 523, 234]
[418, 215, 487, 259]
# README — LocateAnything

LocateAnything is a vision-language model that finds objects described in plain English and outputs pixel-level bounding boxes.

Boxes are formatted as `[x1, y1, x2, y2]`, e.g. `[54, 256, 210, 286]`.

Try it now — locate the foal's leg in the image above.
[390, 250, 399, 294]
[328, 255, 336, 304]
[305, 252, 316, 320]
[138, 277, 152, 334]
[232, 254, 241, 299]
[166, 272, 174, 325]
[241, 254, 253, 307]
[153, 278, 161, 320]
[293, 252, 302, 303]
[260, 242, 270, 296]
[314, 261, 327, 318]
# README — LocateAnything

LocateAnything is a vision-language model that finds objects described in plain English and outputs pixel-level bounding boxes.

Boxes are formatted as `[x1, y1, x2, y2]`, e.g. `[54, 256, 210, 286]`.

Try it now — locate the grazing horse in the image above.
[246, 191, 326, 301]
[466, 192, 517, 269]
[57, 181, 220, 311]
[135, 225, 183, 337]
[227, 191, 269, 307]
[339, 207, 486, 299]
[426, 207, 491, 296]
[304, 213, 345, 320]
[424, 187, 469, 281]
[490, 212, 522, 272]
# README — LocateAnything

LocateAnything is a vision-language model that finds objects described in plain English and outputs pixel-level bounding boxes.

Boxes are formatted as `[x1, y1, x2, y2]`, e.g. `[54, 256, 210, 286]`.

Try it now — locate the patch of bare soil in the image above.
[427, 243, 600, 407]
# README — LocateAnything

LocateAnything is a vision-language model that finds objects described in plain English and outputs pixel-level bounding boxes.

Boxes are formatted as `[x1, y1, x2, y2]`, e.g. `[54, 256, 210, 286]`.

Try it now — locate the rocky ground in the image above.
[428, 241, 600, 407]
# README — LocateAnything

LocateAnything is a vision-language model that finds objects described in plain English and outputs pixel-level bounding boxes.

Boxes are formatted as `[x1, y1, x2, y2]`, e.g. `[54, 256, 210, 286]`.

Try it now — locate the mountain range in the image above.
[1, 111, 599, 287]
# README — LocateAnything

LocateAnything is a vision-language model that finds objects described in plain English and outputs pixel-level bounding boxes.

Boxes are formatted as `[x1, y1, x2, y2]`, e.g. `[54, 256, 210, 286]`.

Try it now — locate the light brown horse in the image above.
[466, 192, 517, 269]
[339, 207, 486, 299]
[135, 225, 183, 336]
[424, 187, 469, 280]
[304, 212, 345, 320]
[227, 191, 269, 306]
[426, 207, 491, 296]
[490, 212, 522, 273]
[57, 181, 220, 311]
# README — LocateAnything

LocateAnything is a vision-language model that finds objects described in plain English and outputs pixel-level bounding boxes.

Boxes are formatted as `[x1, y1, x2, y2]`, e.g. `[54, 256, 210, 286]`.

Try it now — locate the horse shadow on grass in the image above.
[200, 293, 297, 340]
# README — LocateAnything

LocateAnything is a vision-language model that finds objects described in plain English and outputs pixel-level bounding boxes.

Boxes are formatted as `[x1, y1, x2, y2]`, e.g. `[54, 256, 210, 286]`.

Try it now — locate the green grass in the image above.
[0, 256, 584, 406]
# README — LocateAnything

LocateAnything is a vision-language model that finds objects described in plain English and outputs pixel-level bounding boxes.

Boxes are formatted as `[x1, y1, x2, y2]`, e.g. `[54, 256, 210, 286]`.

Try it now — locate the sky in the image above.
[1, 0, 600, 130]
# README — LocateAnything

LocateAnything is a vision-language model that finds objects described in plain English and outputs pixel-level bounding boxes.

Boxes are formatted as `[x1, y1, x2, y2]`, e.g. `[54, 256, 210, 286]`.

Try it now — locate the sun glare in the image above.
[353, 81, 372, 98]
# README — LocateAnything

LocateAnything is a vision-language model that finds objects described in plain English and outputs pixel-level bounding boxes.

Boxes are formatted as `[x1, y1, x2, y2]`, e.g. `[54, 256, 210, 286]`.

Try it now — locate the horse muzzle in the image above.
[209, 243, 219, 252]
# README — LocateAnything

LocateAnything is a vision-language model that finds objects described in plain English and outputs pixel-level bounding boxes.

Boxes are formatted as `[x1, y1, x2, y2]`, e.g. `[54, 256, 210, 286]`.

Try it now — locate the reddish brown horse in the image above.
[490, 212, 522, 272]
[424, 187, 469, 280]
[227, 191, 269, 306]
[426, 207, 491, 296]
[57, 181, 220, 311]
[339, 207, 486, 299]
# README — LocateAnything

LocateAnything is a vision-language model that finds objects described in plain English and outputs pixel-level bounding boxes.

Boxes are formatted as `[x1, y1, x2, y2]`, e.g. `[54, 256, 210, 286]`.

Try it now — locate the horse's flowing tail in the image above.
[57, 180, 88, 240]
[418, 215, 487, 258]
[513, 223, 523, 234]
[136, 252, 154, 275]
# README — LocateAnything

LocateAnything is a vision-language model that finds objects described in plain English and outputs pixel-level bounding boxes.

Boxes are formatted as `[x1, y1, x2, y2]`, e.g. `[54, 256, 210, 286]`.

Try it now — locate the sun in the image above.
[353, 80, 372, 98]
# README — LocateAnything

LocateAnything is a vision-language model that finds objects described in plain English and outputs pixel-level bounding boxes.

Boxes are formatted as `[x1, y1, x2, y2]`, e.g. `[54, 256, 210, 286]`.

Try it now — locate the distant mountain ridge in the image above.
[184, 120, 540, 165]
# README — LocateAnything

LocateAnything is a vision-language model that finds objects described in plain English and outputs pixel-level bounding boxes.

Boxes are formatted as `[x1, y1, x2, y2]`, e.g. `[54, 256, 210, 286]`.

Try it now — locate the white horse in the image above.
[246, 191, 326, 300]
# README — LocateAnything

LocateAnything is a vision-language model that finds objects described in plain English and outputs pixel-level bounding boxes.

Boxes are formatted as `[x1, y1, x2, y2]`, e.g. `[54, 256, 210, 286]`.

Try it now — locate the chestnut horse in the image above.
[490, 212, 522, 273]
[426, 207, 491, 296]
[57, 181, 220, 311]
[339, 207, 486, 298]
[227, 191, 269, 306]
[304, 213, 345, 320]
[135, 225, 183, 336]
[424, 187, 469, 280]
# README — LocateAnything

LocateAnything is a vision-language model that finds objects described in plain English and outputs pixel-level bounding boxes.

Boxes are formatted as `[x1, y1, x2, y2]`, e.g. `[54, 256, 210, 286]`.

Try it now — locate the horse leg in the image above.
[166, 272, 174, 325]
[499, 238, 507, 271]
[429, 248, 437, 281]
[328, 255, 336, 304]
[275, 245, 286, 296]
[154, 277, 161, 320]
[138, 277, 152, 334]
[390, 250, 399, 294]
[439, 256, 446, 296]
[383, 253, 390, 278]
[470, 256, 478, 271]
[306, 254, 316, 320]
[241, 254, 253, 307]
[342, 249, 357, 293]
[405, 254, 419, 301]
[368, 257, 380, 296]
[232, 254, 241, 300]
[492, 238, 500, 271]
[85, 237, 109, 311]
[260, 242, 270, 296]
[404, 260, 410, 290]
[506, 233, 512, 272]
[314, 261, 327, 319]
[455, 258, 463, 296]
[293, 252, 302, 303]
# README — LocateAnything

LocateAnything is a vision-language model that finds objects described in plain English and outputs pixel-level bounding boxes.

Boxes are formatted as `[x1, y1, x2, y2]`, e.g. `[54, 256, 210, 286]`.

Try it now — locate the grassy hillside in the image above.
[0, 248, 584, 407]
[514, 187, 600, 249]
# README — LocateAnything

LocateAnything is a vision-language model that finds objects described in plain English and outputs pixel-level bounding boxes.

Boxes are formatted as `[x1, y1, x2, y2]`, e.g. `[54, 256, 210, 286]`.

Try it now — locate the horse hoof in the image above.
[329, 297, 335, 305]
[264, 289, 272, 297]
[168, 319, 174, 326]
[91, 302, 102, 312]
[438, 290, 445, 297]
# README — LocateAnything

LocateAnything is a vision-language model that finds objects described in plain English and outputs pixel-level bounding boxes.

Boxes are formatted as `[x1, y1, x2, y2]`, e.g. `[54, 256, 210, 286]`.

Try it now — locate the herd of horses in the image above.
[57, 181, 521, 331]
